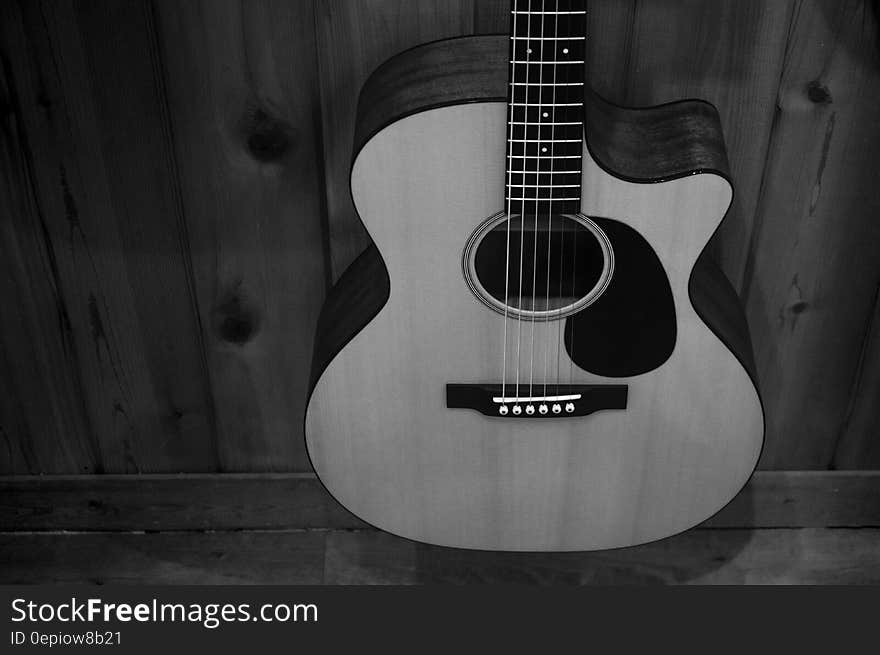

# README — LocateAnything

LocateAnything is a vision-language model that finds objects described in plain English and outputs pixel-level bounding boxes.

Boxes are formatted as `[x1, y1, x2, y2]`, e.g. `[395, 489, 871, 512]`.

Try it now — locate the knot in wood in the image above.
[806, 81, 832, 105]
[214, 292, 260, 345]
[241, 106, 293, 162]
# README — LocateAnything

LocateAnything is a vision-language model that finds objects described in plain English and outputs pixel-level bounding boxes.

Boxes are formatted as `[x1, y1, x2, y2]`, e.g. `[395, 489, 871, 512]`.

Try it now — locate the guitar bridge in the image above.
[446, 384, 628, 418]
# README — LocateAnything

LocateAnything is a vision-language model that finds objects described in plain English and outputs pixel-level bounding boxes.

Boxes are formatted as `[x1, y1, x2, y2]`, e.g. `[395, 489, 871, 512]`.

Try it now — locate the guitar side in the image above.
[305, 36, 764, 551]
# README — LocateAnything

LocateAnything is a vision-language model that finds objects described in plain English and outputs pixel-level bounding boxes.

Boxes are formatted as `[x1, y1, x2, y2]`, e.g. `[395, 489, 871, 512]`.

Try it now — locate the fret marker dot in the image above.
[563, 48, 569, 54]
[541, 147, 548, 153]
[527, 48, 533, 54]
[542, 112, 549, 118]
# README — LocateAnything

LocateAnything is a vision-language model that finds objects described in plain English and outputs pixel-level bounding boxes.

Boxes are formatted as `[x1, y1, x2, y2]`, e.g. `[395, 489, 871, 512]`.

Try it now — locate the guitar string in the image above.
[527, 0, 548, 405]
[555, 0, 572, 398]
[501, 0, 520, 406]
[514, 6, 534, 407]
[542, 1, 561, 402]
[568, 0, 581, 396]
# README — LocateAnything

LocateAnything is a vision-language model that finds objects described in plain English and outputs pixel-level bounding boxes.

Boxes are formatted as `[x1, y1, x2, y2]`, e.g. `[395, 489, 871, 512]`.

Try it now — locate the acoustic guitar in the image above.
[306, 0, 764, 551]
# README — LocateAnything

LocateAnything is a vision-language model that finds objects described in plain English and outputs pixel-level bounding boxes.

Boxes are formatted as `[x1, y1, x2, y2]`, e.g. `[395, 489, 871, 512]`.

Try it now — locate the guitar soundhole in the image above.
[463, 213, 614, 320]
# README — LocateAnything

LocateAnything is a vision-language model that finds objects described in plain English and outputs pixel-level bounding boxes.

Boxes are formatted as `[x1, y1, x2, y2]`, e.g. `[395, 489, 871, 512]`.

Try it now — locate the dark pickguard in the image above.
[564, 217, 676, 377]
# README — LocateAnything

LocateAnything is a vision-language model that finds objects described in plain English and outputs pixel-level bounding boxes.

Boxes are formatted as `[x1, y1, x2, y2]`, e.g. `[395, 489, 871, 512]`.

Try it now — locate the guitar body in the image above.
[305, 36, 764, 551]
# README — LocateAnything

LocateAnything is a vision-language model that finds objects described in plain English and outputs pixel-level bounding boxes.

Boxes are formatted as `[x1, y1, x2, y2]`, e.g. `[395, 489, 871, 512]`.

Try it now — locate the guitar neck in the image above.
[505, 0, 587, 216]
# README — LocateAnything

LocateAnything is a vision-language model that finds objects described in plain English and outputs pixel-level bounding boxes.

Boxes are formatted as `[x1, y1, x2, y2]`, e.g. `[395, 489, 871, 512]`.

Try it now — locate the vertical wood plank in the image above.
[833, 288, 880, 468]
[743, 0, 880, 468]
[619, 0, 794, 295]
[0, 43, 95, 474]
[153, 0, 326, 470]
[316, 0, 475, 281]
[0, 0, 217, 472]
[581, 0, 639, 100]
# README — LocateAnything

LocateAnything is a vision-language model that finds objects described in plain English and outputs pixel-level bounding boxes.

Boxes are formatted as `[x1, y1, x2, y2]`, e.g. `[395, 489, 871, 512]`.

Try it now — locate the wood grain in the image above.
[152, 0, 326, 471]
[315, 0, 475, 281]
[833, 288, 880, 468]
[0, 0, 216, 473]
[0, 39, 94, 474]
[0, 473, 367, 531]
[2, 526, 876, 584]
[0, 531, 325, 584]
[584, 90, 730, 181]
[323, 527, 880, 584]
[2, 469, 878, 584]
[1, 0, 879, 477]
[742, 0, 880, 468]
[617, 0, 795, 292]
[353, 35, 507, 156]
[1, 471, 877, 532]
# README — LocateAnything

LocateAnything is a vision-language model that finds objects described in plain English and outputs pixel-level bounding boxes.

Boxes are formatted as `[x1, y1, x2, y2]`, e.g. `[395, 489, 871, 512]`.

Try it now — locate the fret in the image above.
[504, 201, 581, 214]
[507, 183, 583, 194]
[507, 169, 581, 174]
[510, 36, 586, 40]
[507, 197, 582, 202]
[507, 158, 582, 173]
[506, 168, 582, 177]
[510, 138, 581, 143]
[511, 40, 585, 60]
[508, 181, 582, 188]
[509, 185, 581, 190]
[509, 130, 580, 142]
[509, 183, 582, 191]
[510, 60, 585, 64]
[507, 190, 582, 198]
[508, 154, 581, 158]
[510, 82, 584, 86]
[507, 163, 581, 168]
[511, 93, 583, 107]
[510, 127, 581, 143]
[511, 14, 586, 39]
[505, 202, 582, 215]
[509, 182, 582, 191]
[510, 124, 582, 131]
[510, 162, 581, 174]
[509, 104, 582, 120]
[508, 62, 586, 85]
[511, 10, 586, 14]
[509, 174, 581, 181]
[507, 174, 582, 182]
[509, 102, 582, 106]
[510, 144, 583, 159]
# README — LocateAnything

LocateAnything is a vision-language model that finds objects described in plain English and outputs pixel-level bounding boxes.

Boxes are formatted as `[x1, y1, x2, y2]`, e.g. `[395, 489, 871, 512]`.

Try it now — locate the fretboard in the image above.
[505, 0, 586, 216]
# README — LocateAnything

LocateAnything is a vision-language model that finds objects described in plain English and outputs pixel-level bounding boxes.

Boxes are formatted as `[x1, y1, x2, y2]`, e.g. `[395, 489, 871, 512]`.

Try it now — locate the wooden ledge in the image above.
[2, 471, 878, 532]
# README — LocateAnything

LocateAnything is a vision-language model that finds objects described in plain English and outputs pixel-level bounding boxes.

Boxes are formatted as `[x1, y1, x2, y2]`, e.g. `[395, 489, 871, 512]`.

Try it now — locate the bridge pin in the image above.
[565, 402, 575, 413]
[512, 405, 522, 415]
[539, 404, 549, 415]
[525, 404, 535, 415]
[552, 403, 562, 414]
[499, 405, 509, 416]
